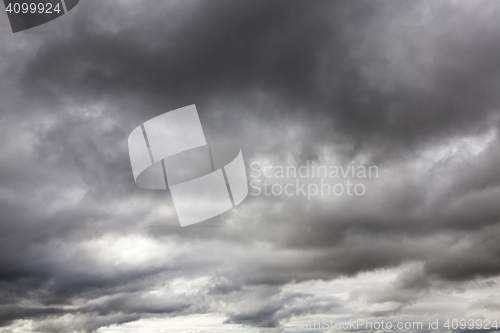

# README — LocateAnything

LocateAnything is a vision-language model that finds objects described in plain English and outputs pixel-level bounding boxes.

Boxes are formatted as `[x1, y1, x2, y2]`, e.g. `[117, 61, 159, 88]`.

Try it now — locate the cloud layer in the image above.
[1, 0, 500, 332]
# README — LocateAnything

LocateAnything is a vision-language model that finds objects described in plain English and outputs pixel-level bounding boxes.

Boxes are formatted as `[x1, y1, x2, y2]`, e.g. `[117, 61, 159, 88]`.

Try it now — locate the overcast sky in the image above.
[1, 1, 500, 332]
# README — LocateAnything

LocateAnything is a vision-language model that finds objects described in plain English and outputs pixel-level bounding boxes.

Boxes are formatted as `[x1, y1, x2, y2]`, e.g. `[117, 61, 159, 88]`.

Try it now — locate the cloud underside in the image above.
[0, 0, 500, 332]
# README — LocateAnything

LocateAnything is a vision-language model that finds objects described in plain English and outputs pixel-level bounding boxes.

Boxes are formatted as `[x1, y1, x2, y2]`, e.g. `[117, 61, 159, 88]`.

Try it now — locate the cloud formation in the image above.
[0, 0, 500, 332]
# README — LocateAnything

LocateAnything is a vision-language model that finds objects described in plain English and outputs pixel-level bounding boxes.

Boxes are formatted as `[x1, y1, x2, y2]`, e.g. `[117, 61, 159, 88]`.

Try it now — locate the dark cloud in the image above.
[1, 0, 500, 332]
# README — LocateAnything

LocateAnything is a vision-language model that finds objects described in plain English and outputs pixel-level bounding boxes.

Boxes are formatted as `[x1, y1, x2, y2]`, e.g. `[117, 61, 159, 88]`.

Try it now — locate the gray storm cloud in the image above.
[0, 0, 500, 332]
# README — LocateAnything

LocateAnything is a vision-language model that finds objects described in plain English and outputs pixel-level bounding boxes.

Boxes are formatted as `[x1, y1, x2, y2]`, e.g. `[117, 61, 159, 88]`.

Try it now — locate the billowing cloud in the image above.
[0, 0, 500, 332]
